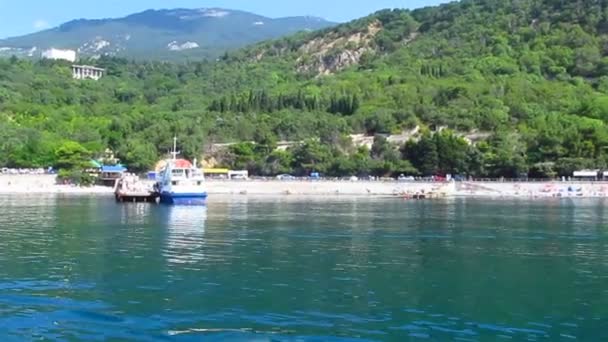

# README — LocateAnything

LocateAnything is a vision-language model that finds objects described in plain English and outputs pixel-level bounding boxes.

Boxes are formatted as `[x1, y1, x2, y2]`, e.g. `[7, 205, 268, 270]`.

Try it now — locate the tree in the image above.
[55, 141, 92, 171]
[227, 143, 259, 173]
[402, 134, 439, 176]
[433, 130, 470, 175]
[122, 139, 158, 172]
[349, 147, 372, 176]
[484, 132, 529, 178]
[253, 124, 278, 155]
[554, 158, 596, 177]
[264, 150, 294, 175]
[362, 110, 398, 135]
[370, 135, 405, 176]
[55, 141, 94, 185]
[529, 162, 557, 179]
[371, 135, 393, 160]
[291, 140, 333, 175]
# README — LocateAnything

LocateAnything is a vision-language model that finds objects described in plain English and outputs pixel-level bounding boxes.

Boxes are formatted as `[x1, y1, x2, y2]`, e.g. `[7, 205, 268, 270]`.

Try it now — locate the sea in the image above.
[0, 195, 606, 341]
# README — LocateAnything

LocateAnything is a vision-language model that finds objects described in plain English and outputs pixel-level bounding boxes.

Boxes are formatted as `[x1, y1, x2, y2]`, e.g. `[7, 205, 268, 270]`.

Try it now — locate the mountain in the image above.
[0, 8, 335, 60]
[2, 0, 608, 178]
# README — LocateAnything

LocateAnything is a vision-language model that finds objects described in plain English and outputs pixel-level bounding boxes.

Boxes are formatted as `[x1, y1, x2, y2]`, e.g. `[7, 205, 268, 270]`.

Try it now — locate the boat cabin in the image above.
[158, 163, 205, 187]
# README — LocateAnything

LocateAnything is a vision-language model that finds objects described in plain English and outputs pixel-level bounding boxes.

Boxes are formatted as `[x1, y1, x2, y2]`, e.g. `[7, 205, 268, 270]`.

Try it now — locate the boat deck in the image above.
[115, 191, 159, 203]
[114, 176, 159, 203]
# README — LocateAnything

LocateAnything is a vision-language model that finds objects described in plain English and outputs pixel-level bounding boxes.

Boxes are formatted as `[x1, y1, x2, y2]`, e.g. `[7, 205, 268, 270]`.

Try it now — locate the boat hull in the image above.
[159, 192, 208, 206]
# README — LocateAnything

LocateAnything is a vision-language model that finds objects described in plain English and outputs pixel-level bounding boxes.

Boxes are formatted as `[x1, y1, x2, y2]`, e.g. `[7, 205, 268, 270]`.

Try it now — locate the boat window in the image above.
[172, 181, 177, 186]
[172, 169, 184, 177]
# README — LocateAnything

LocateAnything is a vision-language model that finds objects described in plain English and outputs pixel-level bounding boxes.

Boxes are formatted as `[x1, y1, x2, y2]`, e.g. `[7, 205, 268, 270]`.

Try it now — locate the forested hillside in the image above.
[2, 0, 608, 178]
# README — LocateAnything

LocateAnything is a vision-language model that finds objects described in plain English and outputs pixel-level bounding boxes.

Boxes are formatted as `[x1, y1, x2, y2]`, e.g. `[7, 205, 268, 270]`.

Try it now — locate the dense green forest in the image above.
[2, 0, 608, 178]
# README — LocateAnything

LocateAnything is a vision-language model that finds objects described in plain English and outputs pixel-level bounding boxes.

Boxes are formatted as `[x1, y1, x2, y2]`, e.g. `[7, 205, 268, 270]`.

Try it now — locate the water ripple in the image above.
[0, 196, 606, 340]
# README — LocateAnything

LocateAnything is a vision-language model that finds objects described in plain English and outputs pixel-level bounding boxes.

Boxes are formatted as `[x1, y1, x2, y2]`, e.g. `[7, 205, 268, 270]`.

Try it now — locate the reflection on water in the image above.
[0, 196, 607, 340]
[163, 206, 208, 265]
[119, 203, 153, 226]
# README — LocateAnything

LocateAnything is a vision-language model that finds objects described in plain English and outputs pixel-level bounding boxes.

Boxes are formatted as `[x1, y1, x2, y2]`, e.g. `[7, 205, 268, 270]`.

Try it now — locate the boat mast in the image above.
[171, 136, 180, 161]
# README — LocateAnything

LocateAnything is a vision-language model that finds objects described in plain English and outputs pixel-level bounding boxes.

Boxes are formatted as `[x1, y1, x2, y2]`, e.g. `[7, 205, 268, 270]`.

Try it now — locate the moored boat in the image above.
[155, 138, 207, 205]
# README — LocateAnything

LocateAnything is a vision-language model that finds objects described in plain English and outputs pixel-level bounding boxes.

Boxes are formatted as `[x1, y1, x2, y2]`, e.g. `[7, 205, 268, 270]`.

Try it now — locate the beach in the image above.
[0, 175, 112, 194]
[0, 175, 447, 196]
[1, 174, 608, 198]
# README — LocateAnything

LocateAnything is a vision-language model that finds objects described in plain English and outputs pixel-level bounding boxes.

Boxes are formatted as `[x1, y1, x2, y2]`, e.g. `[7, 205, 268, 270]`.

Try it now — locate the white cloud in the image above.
[33, 20, 50, 30]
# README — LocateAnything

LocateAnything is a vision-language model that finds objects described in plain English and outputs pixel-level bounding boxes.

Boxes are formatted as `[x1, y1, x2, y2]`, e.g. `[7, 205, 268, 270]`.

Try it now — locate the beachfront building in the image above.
[98, 165, 127, 186]
[228, 170, 249, 180]
[41, 48, 77, 62]
[72, 65, 105, 80]
[573, 170, 600, 180]
[202, 168, 249, 180]
[203, 168, 230, 179]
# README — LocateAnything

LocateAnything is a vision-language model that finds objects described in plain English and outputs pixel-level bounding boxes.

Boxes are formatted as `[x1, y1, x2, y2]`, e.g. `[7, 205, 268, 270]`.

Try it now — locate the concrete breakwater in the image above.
[1, 175, 608, 198]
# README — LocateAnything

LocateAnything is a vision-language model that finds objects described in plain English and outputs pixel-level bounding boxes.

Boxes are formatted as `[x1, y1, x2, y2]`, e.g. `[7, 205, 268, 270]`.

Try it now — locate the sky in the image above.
[0, 0, 449, 39]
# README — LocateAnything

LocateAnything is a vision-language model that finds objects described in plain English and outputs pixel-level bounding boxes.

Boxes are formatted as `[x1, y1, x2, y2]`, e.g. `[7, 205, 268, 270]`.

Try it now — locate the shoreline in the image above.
[1, 175, 608, 198]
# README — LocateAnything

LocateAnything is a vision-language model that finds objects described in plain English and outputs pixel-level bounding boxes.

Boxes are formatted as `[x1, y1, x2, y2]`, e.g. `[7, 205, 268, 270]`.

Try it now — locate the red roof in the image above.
[155, 159, 194, 172]
[174, 159, 193, 168]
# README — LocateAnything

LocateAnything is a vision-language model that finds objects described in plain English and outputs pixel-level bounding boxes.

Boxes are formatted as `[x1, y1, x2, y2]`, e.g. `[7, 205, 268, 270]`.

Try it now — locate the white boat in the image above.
[155, 138, 207, 205]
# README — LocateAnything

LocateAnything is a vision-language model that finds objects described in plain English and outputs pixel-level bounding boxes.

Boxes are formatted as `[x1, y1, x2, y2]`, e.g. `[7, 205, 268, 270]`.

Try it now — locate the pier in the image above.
[113, 175, 159, 203]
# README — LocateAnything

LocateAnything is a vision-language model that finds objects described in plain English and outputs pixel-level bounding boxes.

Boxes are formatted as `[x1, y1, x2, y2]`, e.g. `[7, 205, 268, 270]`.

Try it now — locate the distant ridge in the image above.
[0, 8, 336, 61]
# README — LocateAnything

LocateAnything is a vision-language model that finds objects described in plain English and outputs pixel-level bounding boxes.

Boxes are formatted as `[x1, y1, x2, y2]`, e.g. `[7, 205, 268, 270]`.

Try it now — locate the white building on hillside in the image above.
[41, 48, 76, 62]
[72, 65, 105, 80]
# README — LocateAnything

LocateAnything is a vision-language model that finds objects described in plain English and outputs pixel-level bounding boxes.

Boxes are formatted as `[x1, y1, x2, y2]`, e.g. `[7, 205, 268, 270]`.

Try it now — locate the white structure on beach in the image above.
[573, 170, 600, 180]
[72, 65, 105, 80]
[41, 48, 77, 62]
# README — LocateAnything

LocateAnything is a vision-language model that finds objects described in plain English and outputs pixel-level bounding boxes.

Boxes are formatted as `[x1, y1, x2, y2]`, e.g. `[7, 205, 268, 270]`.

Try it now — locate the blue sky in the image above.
[0, 0, 449, 39]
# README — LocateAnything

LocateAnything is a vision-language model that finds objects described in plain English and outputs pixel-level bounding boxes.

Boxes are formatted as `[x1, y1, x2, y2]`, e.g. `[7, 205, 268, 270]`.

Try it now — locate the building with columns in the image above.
[72, 65, 105, 80]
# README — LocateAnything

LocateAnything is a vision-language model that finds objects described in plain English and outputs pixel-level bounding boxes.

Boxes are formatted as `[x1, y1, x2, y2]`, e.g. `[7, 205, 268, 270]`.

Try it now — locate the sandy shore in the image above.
[453, 181, 608, 198]
[0, 175, 449, 196]
[0, 175, 113, 194]
[206, 179, 451, 196]
[1, 175, 607, 198]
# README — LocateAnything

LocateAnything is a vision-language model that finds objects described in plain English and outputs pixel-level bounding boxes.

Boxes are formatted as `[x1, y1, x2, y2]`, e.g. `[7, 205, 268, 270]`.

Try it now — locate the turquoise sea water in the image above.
[0, 195, 606, 341]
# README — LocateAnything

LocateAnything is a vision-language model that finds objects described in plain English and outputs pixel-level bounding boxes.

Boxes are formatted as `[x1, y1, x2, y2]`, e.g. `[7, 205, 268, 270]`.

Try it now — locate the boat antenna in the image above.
[171, 136, 180, 161]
